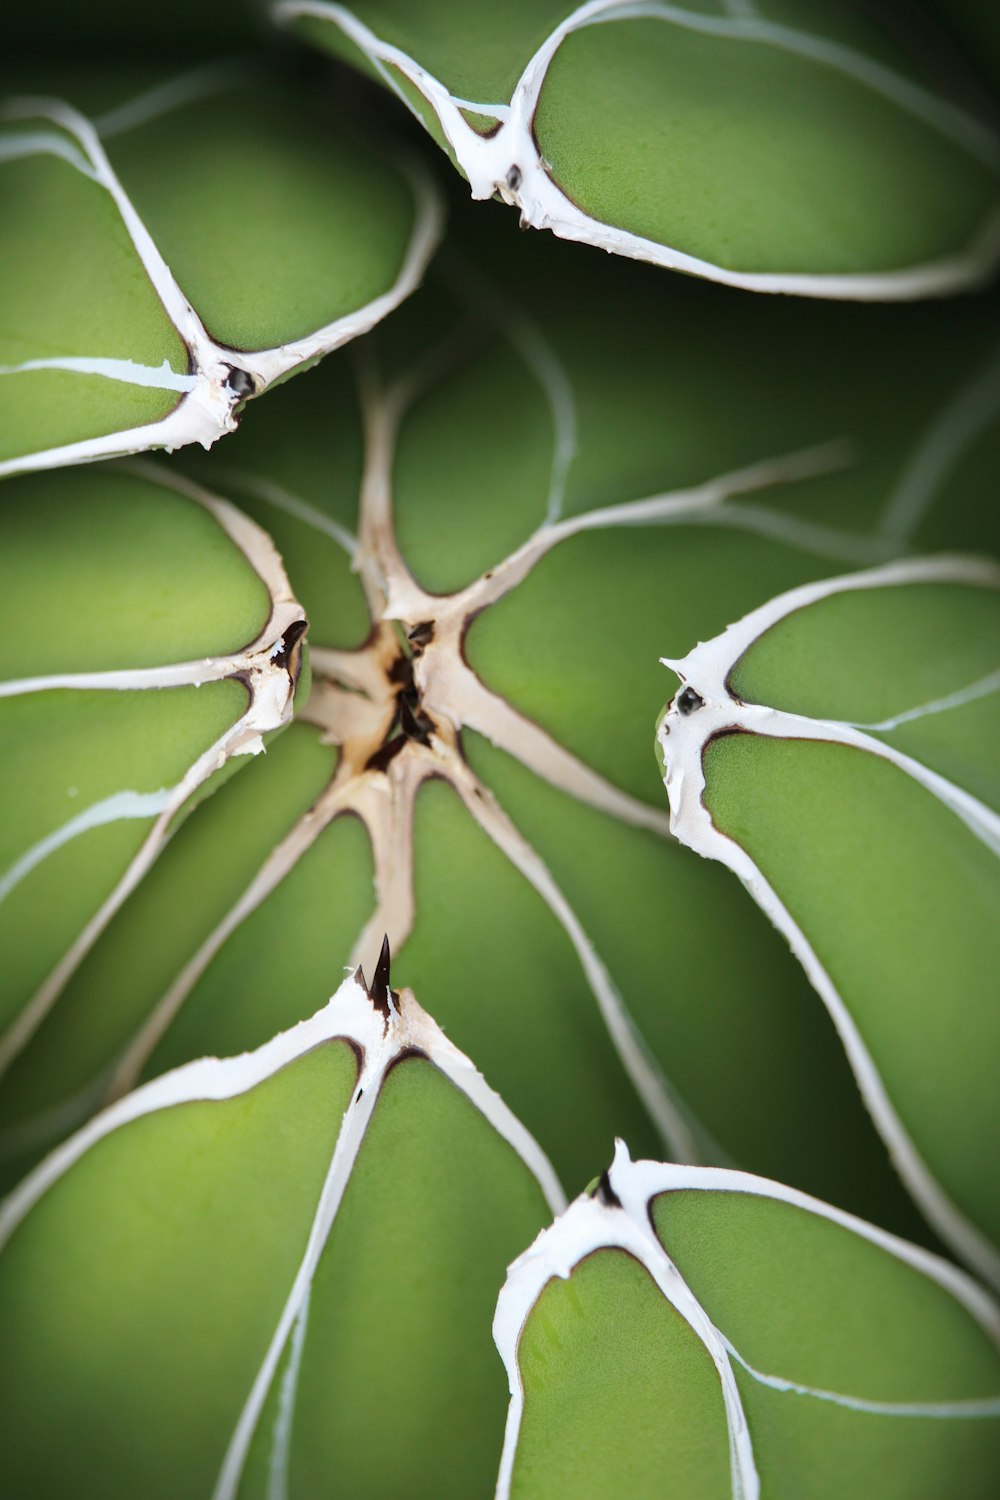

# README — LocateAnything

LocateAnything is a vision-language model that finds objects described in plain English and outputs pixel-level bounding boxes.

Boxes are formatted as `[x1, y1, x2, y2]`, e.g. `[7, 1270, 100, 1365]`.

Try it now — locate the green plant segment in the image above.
[2, 4, 1000, 1495]
[496, 1145, 1000, 1499]
[656, 560, 1000, 1285]
[283, 0, 1000, 293]
[0, 463, 306, 1132]
[0, 70, 440, 474]
[0, 968, 561, 1498]
[3, 973, 998, 1497]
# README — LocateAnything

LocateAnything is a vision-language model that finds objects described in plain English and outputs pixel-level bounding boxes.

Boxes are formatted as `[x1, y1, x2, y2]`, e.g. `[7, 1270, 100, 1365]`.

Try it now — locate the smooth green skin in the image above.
[0, 462, 283, 1154]
[880, 688, 1000, 813]
[0, 70, 418, 466]
[401, 777, 656, 1193]
[652, 1189, 1000, 1497]
[537, 19, 995, 274]
[109, 81, 416, 352]
[0, 1041, 356, 1499]
[728, 581, 1000, 808]
[291, 0, 572, 103]
[173, 356, 370, 648]
[469, 522, 842, 806]
[393, 338, 558, 593]
[0, 681, 248, 1033]
[294, 1, 997, 273]
[654, 1189, 1000, 1398]
[466, 734, 932, 1241]
[287, 16, 466, 169]
[0, 136, 182, 462]
[729, 582, 1000, 727]
[0, 1027, 555, 1499]
[703, 735, 1000, 1248]
[290, 0, 942, 122]
[239, 1056, 553, 1499]
[0, 467, 271, 675]
[146, 808, 373, 1077]
[0, 725, 339, 1167]
[0, 123, 185, 370]
[510, 1249, 731, 1500]
[393, 249, 1000, 599]
[736, 1374, 1000, 1500]
[0, 369, 179, 469]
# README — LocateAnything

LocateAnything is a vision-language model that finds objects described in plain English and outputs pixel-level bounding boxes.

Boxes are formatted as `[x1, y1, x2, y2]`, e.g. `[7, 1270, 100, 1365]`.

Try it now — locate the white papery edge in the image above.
[0, 970, 565, 1500]
[655, 554, 1000, 1288]
[277, 0, 1000, 301]
[493, 1141, 1000, 1500]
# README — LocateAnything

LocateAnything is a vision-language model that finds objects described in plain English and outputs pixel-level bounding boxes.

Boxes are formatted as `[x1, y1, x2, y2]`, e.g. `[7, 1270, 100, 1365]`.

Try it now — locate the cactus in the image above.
[1, 4, 999, 1494]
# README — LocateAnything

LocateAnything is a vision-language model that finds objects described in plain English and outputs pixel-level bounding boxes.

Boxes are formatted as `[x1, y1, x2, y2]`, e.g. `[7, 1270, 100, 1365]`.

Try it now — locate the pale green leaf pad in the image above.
[0, 461, 306, 1118]
[0, 966, 563, 1498]
[0, 68, 441, 476]
[656, 555, 1000, 1286]
[494, 1143, 1000, 1500]
[280, 0, 1000, 296]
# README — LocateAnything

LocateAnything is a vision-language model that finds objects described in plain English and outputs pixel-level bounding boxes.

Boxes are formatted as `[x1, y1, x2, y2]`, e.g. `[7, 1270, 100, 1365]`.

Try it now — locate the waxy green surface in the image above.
[697, 571, 1000, 1257]
[510, 1250, 732, 1499]
[535, 15, 993, 273]
[704, 728, 1000, 1249]
[0, 462, 299, 1156]
[0, 1043, 354, 1498]
[0, 983, 555, 1498]
[652, 1184, 1000, 1498]
[239, 1054, 552, 1499]
[288, 0, 1000, 284]
[109, 86, 415, 353]
[0, 67, 423, 470]
[504, 1165, 1000, 1499]
[728, 579, 1000, 805]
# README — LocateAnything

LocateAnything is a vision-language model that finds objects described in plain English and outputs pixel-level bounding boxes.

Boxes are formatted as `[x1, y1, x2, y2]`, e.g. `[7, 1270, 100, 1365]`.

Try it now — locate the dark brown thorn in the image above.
[269, 617, 308, 676]
[371, 933, 393, 1017]
[399, 690, 433, 746]
[407, 621, 435, 649]
[365, 735, 407, 774]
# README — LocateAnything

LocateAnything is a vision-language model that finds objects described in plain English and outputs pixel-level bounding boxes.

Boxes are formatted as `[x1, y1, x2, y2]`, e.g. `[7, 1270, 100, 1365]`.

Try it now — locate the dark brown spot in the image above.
[399, 688, 433, 747]
[270, 618, 308, 677]
[365, 735, 408, 774]
[408, 621, 435, 649]
[388, 654, 412, 686]
[676, 686, 704, 716]
[365, 648, 437, 770]
[224, 365, 256, 401]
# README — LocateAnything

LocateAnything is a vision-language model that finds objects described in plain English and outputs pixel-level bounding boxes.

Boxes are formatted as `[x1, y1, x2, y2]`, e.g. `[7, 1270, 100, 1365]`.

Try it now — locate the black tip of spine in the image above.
[371, 933, 393, 1016]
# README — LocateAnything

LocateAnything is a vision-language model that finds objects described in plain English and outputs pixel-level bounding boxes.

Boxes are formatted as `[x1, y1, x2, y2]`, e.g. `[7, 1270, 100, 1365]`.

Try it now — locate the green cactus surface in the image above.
[1, 5, 999, 1495]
